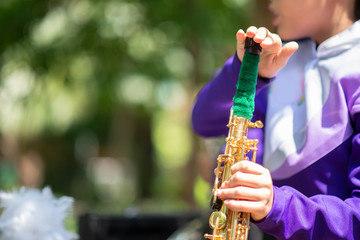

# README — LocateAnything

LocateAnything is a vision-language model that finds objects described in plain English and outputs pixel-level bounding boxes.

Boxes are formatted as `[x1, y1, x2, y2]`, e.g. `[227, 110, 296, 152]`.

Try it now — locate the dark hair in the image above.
[356, 0, 360, 20]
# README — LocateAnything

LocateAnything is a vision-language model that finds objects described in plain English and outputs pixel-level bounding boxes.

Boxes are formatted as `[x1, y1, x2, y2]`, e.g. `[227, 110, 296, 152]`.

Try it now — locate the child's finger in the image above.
[236, 29, 247, 61]
[276, 41, 299, 68]
[260, 31, 281, 48]
[223, 171, 265, 189]
[236, 29, 246, 41]
[222, 199, 263, 215]
[217, 186, 262, 201]
[245, 26, 258, 38]
[230, 160, 264, 175]
[253, 27, 269, 42]
[236, 29, 246, 49]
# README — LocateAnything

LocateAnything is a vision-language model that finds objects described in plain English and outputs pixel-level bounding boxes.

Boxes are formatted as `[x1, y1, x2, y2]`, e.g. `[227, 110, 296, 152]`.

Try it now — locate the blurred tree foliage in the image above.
[0, 0, 271, 217]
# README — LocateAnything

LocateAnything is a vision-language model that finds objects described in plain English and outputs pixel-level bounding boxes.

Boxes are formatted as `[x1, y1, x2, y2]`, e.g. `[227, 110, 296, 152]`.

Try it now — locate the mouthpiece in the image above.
[244, 37, 262, 55]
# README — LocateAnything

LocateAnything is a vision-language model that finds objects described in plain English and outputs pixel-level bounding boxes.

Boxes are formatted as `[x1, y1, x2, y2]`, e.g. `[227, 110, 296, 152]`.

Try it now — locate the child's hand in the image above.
[216, 160, 274, 221]
[236, 26, 299, 78]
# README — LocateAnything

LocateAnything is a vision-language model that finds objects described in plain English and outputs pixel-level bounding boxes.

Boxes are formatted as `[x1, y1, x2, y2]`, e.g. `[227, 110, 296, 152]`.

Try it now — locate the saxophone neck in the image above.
[227, 110, 250, 139]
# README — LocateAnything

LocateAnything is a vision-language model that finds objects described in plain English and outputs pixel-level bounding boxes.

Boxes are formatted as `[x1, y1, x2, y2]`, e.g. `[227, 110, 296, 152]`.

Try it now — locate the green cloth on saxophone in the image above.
[231, 52, 260, 120]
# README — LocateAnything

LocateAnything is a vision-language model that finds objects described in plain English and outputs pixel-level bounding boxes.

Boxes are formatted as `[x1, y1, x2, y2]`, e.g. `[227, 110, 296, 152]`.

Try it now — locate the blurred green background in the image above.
[0, 0, 271, 233]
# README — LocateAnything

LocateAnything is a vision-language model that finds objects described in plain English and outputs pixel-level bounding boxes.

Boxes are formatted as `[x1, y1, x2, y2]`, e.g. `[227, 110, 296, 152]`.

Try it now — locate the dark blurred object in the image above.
[78, 212, 205, 240]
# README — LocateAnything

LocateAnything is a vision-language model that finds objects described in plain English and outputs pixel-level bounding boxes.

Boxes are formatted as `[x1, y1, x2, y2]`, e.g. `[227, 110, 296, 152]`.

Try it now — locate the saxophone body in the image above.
[204, 111, 263, 240]
[204, 37, 262, 240]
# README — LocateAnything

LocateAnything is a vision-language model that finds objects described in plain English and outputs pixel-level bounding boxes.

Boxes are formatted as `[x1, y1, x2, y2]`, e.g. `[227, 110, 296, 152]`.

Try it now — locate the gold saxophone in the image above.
[204, 110, 263, 240]
[204, 37, 263, 240]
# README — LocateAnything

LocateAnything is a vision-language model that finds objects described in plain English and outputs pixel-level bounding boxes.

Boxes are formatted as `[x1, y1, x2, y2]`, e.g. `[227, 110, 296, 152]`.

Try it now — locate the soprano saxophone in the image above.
[204, 37, 262, 240]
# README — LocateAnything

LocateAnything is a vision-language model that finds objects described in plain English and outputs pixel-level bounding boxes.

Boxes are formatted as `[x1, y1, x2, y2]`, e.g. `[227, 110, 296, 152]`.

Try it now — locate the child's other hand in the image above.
[216, 160, 274, 222]
[236, 26, 299, 78]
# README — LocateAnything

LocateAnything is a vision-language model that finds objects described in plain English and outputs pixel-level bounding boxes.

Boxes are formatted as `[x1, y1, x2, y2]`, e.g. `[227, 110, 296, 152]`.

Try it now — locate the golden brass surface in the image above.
[204, 110, 263, 240]
[209, 211, 227, 229]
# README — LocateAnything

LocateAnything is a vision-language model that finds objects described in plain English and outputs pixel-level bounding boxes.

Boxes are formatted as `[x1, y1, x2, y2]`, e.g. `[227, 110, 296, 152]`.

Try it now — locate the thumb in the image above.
[276, 41, 299, 68]
[236, 29, 246, 61]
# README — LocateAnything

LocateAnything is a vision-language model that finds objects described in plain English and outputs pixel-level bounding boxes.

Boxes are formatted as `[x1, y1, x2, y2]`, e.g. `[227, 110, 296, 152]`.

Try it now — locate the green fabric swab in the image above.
[231, 38, 262, 120]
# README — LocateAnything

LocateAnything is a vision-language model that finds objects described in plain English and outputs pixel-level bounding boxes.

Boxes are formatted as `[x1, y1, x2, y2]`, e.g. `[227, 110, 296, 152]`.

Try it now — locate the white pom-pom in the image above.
[0, 187, 78, 240]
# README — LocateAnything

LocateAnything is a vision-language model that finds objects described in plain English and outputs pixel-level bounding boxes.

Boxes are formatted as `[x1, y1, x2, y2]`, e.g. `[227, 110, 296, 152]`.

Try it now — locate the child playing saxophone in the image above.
[192, 0, 360, 239]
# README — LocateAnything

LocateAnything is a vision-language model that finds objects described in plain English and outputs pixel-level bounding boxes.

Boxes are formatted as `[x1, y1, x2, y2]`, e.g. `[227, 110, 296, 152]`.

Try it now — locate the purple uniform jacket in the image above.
[192, 23, 360, 240]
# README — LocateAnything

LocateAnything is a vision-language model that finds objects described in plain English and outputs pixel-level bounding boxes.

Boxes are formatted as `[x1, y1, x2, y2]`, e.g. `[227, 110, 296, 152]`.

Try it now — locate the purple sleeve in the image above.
[191, 54, 239, 137]
[191, 53, 271, 137]
[255, 96, 360, 239]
